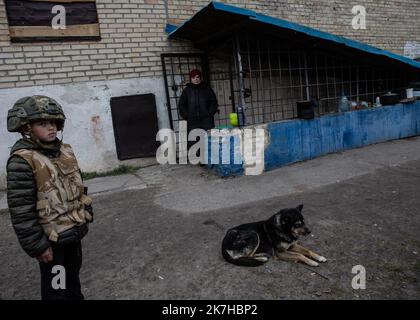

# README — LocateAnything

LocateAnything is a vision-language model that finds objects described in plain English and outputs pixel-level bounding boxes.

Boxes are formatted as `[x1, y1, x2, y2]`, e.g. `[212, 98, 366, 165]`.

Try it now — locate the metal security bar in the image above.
[231, 34, 411, 126]
[161, 53, 208, 133]
[207, 43, 238, 127]
[163, 35, 415, 130]
[162, 51, 237, 131]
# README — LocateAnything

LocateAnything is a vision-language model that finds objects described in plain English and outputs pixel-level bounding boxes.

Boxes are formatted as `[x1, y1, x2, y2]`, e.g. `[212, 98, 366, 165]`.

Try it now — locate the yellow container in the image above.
[229, 113, 238, 126]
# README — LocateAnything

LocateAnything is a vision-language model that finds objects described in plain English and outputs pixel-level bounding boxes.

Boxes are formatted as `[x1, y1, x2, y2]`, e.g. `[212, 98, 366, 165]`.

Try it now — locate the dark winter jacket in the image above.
[6, 137, 90, 258]
[178, 82, 218, 131]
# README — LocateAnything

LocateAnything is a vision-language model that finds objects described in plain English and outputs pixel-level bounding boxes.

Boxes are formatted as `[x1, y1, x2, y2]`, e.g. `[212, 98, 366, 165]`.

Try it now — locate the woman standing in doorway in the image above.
[178, 69, 219, 134]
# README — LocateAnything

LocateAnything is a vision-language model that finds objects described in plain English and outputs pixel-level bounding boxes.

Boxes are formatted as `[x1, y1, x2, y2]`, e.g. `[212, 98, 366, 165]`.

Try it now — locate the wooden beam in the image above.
[9, 23, 100, 38]
[11, 36, 101, 43]
[26, 0, 96, 3]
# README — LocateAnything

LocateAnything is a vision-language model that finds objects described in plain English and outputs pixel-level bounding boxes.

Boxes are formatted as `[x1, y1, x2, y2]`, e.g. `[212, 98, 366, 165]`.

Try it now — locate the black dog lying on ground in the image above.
[221, 205, 327, 267]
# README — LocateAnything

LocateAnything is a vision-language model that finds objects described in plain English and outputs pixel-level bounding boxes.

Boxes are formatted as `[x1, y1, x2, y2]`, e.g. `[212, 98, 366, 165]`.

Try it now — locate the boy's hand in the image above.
[85, 204, 94, 222]
[37, 247, 53, 263]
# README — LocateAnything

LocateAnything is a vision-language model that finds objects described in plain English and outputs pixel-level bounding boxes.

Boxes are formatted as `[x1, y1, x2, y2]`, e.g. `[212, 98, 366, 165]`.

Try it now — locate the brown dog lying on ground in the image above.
[221, 205, 327, 267]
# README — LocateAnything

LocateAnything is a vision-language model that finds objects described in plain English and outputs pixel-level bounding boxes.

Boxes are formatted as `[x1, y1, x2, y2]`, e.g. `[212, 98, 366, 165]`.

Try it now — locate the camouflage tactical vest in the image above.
[11, 144, 93, 242]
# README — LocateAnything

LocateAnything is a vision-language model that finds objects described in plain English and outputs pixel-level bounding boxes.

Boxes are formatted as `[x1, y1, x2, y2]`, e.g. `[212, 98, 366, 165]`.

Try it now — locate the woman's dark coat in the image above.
[178, 82, 218, 131]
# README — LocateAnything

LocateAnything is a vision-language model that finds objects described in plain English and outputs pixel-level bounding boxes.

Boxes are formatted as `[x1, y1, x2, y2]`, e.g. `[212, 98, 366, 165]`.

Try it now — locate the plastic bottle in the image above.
[374, 97, 382, 107]
[339, 95, 349, 113]
[237, 105, 246, 127]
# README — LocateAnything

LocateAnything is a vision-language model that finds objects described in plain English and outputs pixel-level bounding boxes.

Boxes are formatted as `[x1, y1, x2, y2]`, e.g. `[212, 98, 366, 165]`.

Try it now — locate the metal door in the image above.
[110, 93, 159, 160]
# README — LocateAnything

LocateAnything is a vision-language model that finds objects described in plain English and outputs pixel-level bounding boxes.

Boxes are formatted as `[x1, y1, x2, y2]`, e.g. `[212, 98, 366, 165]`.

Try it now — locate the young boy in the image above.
[6, 95, 93, 300]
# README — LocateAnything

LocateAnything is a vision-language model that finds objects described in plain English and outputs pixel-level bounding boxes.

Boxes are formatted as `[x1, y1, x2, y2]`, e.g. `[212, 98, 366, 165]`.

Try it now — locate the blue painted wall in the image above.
[206, 134, 244, 177]
[265, 102, 420, 171]
[207, 101, 420, 176]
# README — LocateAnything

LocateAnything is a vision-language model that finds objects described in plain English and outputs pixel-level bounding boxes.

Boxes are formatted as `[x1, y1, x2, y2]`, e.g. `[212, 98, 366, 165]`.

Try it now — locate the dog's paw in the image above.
[307, 260, 319, 267]
[255, 256, 269, 262]
[317, 256, 327, 263]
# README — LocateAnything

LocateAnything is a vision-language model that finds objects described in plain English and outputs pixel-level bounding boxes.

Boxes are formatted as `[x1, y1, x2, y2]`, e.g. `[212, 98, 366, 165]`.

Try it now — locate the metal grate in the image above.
[161, 53, 208, 135]
[163, 35, 415, 130]
[161, 52, 236, 132]
[234, 34, 411, 125]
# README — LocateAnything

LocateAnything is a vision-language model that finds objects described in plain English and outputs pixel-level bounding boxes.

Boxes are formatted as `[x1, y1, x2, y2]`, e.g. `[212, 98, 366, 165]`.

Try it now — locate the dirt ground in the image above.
[1, 159, 419, 300]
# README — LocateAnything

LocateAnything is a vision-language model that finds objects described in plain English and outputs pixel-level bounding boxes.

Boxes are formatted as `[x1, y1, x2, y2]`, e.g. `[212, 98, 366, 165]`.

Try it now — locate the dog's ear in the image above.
[296, 204, 303, 212]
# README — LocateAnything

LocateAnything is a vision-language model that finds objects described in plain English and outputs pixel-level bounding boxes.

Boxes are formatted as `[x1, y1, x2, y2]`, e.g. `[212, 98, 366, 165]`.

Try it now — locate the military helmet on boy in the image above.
[7, 95, 66, 132]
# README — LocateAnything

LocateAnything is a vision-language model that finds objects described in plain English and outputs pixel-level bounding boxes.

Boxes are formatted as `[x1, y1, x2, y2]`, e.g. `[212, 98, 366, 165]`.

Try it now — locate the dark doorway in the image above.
[161, 53, 209, 133]
[161, 52, 238, 133]
[110, 93, 159, 160]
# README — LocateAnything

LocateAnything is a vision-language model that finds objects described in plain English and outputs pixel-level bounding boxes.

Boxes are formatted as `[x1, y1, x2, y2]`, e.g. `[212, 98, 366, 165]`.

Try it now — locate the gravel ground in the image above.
[0, 158, 419, 300]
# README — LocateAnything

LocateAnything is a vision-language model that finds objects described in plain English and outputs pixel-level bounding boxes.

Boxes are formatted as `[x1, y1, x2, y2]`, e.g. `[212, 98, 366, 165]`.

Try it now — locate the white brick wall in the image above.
[0, 0, 179, 88]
